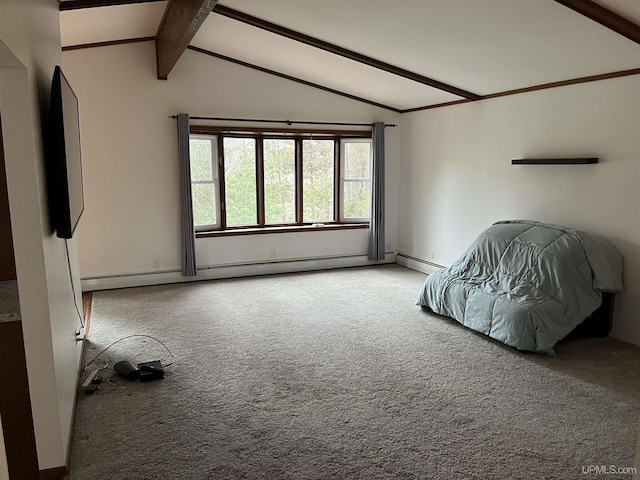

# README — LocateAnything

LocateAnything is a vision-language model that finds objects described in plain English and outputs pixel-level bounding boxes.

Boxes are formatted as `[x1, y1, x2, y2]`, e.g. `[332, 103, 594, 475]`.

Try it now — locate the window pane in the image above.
[264, 139, 295, 224]
[303, 139, 334, 222]
[343, 180, 370, 219]
[344, 142, 371, 179]
[192, 183, 217, 226]
[189, 138, 214, 181]
[224, 137, 257, 226]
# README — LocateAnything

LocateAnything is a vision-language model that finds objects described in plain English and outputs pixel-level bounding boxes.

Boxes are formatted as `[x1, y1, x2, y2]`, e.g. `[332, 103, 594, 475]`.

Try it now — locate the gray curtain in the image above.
[368, 122, 385, 261]
[177, 113, 197, 276]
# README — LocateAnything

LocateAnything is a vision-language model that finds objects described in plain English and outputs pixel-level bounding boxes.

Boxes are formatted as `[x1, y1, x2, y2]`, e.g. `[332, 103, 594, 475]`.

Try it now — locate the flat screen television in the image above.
[49, 65, 84, 239]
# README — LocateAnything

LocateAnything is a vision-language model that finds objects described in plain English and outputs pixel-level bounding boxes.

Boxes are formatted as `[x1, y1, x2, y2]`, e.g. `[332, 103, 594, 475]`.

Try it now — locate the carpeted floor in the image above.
[69, 265, 640, 479]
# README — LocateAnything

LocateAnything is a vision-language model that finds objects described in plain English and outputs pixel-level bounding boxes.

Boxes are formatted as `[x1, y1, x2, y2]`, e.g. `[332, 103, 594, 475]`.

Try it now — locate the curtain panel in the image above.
[177, 113, 197, 276]
[369, 122, 385, 261]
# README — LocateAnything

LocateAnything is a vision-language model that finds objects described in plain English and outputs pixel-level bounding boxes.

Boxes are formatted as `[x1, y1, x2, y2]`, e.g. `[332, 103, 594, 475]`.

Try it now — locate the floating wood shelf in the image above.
[511, 158, 598, 165]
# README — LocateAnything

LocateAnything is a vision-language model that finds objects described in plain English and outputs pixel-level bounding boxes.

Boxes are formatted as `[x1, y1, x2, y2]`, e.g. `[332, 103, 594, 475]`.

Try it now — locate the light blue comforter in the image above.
[416, 220, 623, 353]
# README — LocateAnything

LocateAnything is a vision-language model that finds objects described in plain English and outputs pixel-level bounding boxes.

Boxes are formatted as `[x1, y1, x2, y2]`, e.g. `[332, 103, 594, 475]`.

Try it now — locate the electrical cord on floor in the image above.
[102, 369, 127, 391]
[83, 334, 175, 371]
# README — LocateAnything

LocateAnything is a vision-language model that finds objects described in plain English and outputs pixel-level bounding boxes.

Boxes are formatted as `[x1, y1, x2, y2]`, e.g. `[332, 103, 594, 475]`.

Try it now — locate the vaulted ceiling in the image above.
[59, 0, 640, 112]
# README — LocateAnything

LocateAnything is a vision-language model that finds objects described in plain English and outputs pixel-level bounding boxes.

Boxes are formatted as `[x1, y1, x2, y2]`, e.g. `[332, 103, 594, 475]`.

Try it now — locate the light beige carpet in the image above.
[69, 265, 640, 479]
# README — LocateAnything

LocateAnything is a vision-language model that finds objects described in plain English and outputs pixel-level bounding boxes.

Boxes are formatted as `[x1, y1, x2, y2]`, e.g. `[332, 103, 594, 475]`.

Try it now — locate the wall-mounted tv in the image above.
[49, 65, 84, 239]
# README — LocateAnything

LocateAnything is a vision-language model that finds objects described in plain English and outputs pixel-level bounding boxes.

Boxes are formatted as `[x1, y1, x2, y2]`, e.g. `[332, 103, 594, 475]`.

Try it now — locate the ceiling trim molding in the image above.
[155, 0, 218, 79]
[187, 45, 402, 113]
[482, 67, 640, 99]
[554, 0, 640, 45]
[402, 67, 640, 113]
[402, 99, 472, 114]
[59, 0, 164, 11]
[212, 5, 479, 101]
[61, 36, 155, 51]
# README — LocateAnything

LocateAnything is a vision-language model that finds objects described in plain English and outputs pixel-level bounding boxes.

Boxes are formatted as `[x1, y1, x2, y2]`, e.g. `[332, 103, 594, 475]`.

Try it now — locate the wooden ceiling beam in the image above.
[155, 0, 218, 79]
[213, 5, 481, 101]
[59, 0, 164, 11]
[554, 0, 640, 45]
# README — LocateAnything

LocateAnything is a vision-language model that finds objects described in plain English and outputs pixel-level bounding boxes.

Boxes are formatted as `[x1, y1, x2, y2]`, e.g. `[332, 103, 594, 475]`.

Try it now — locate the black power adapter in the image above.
[138, 360, 164, 382]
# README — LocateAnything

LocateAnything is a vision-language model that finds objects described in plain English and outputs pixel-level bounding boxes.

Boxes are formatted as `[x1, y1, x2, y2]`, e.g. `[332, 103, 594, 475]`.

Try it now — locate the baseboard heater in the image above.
[396, 252, 445, 270]
[81, 252, 396, 291]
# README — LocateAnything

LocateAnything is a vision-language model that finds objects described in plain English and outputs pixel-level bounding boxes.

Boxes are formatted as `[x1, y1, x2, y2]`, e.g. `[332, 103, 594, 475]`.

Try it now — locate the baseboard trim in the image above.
[40, 465, 68, 480]
[396, 252, 446, 275]
[81, 253, 396, 291]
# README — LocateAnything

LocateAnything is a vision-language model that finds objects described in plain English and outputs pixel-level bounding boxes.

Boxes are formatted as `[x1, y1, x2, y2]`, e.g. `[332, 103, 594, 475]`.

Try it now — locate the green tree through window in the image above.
[224, 137, 257, 226]
[264, 139, 296, 223]
[303, 139, 334, 222]
[342, 141, 371, 220]
[189, 136, 218, 228]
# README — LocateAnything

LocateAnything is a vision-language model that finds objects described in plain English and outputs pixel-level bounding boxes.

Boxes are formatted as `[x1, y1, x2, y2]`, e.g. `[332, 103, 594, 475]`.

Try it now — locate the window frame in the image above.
[189, 134, 221, 232]
[301, 137, 338, 224]
[262, 137, 297, 226]
[221, 135, 260, 228]
[339, 138, 373, 223]
[188, 126, 372, 235]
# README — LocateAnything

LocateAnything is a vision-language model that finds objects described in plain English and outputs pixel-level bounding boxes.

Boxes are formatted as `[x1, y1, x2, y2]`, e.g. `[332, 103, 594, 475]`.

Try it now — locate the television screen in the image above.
[50, 65, 84, 239]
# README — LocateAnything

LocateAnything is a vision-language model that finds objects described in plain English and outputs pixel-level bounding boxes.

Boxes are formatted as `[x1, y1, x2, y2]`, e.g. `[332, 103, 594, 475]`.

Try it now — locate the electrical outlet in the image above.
[152, 258, 160, 269]
[430, 250, 435, 260]
[270, 249, 277, 259]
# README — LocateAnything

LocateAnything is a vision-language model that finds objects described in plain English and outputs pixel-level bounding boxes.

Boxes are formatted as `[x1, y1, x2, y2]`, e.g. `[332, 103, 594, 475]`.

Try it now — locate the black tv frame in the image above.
[49, 65, 85, 239]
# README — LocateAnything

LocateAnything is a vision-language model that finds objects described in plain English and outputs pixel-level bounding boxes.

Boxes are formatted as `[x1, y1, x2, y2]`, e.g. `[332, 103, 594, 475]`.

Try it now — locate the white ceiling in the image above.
[60, 2, 167, 46]
[191, 14, 462, 111]
[59, 0, 640, 111]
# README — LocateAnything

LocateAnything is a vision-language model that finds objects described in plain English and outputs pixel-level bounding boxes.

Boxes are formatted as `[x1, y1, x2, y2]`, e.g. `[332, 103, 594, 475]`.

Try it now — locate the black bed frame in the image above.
[567, 292, 615, 338]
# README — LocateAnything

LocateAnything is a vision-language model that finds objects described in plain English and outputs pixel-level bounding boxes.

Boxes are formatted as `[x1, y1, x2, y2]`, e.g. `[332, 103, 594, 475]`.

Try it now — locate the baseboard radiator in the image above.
[395, 252, 446, 274]
[81, 252, 396, 291]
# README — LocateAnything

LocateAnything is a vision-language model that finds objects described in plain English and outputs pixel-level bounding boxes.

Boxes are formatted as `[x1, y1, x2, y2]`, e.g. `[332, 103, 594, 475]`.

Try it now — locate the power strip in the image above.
[82, 368, 99, 389]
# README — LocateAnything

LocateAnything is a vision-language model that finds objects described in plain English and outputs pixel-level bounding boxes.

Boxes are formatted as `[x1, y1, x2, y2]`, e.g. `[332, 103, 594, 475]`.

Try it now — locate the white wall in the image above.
[400, 74, 640, 346]
[0, 0, 84, 469]
[62, 42, 401, 286]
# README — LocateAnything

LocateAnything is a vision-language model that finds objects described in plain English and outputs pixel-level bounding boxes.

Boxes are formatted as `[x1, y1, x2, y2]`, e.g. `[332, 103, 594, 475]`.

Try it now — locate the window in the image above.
[223, 137, 257, 226]
[188, 127, 372, 234]
[302, 139, 334, 223]
[189, 135, 220, 231]
[264, 138, 296, 224]
[340, 139, 372, 222]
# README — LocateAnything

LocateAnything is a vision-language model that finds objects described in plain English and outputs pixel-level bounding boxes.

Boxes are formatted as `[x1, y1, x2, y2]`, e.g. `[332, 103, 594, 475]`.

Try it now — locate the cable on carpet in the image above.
[83, 334, 175, 371]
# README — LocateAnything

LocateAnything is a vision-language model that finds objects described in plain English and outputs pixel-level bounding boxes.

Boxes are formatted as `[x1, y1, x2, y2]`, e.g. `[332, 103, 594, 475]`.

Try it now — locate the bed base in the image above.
[567, 292, 615, 338]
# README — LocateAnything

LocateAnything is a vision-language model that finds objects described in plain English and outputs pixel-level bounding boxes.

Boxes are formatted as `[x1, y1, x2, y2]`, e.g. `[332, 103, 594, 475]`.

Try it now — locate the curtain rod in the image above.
[169, 115, 396, 128]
